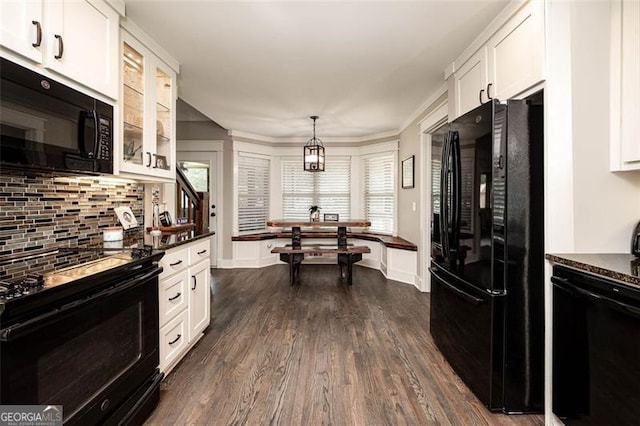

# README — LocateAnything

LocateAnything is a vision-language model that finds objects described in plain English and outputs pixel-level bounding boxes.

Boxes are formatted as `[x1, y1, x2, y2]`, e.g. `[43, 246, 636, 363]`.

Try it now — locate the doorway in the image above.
[177, 151, 219, 267]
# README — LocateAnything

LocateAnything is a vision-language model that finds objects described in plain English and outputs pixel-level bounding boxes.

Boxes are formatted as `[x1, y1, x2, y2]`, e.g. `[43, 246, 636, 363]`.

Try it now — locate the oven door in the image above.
[0, 267, 160, 425]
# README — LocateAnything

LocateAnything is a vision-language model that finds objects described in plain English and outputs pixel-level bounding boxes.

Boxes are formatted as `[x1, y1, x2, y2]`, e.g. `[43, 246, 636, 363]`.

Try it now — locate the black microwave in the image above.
[0, 58, 113, 174]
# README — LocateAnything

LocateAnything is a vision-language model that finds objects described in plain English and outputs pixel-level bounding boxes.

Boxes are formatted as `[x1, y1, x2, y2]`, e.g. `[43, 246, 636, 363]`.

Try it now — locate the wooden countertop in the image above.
[266, 219, 371, 227]
[232, 231, 417, 251]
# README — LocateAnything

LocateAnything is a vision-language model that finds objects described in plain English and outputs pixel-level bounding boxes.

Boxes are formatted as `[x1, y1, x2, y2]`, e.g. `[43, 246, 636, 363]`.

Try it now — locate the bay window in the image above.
[281, 157, 351, 221]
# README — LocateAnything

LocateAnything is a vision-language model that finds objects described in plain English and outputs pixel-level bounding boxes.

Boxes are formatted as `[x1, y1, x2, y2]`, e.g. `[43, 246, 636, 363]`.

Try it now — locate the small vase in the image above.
[310, 212, 320, 222]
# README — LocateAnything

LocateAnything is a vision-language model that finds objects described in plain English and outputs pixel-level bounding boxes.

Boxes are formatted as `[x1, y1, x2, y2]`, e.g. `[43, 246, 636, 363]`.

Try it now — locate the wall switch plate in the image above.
[412, 202, 416, 212]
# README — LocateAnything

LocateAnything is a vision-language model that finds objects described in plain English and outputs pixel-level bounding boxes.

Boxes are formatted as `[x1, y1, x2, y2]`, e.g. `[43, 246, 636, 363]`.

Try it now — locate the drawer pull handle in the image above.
[169, 260, 183, 267]
[54, 34, 63, 59]
[191, 276, 197, 290]
[197, 249, 207, 255]
[486, 83, 493, 100]
[168, 292, 181, 301]
[168, 334, 182, 345]
[32, 21, 42, 47]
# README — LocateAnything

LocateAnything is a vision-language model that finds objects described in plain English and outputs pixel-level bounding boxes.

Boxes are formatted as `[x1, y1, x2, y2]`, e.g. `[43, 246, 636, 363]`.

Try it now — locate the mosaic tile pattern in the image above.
[0, 171, 144, 279]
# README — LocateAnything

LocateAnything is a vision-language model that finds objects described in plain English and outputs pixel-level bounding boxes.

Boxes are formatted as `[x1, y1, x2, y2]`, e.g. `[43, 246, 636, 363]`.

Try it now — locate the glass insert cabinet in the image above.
[120, 30, 176, 180]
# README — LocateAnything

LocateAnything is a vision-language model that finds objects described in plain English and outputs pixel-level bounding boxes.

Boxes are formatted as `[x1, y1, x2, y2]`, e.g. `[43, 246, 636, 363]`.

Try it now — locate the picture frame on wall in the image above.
[402, 155, 415, 189]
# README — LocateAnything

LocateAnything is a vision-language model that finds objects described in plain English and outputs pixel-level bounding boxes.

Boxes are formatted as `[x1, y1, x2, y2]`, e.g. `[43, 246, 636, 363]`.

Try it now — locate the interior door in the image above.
[177, 152, 217, 267]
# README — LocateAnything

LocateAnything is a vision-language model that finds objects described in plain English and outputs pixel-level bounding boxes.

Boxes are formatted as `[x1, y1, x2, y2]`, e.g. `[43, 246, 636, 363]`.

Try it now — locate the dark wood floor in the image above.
[146, 264, 543, 425]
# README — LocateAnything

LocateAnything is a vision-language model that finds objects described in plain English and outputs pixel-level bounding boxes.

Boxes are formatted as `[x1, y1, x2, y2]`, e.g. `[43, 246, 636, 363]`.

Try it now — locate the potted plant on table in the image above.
[309, 205, 321, 222]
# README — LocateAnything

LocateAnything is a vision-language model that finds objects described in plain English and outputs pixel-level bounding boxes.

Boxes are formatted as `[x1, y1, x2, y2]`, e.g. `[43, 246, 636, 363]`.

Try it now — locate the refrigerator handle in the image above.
[450, 131, 461, 251]
[440, 131, 450, 261]
[431, 266, 484, 305]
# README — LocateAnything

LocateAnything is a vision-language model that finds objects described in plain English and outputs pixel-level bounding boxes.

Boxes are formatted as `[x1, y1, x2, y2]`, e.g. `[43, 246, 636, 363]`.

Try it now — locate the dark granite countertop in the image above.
[546, 253, 640, 287]
[142, 230, 215, 251]
[99, 229, 214, 253]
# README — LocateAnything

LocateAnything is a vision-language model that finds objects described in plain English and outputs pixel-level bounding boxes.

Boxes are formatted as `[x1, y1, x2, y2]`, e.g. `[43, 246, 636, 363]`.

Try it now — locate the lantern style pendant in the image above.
[303, 116, 325, 172]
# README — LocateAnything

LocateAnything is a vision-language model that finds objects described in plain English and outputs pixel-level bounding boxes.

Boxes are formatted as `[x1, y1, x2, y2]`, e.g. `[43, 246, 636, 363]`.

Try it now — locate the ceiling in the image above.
[125, 1, 508, 138]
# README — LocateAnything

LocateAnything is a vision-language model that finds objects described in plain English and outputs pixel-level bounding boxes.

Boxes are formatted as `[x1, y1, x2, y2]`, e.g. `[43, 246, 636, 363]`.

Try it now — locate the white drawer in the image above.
[159, 247, 188, 280]
[159, 270, 188, 326]
[188, 238, 210, 265]
[159, 309, 189, 373]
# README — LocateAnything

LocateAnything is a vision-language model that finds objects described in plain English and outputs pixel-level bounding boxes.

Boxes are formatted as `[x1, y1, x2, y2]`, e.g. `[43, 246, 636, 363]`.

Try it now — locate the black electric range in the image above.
[0, 245, 164, 329]
[0, 245, 165, 425]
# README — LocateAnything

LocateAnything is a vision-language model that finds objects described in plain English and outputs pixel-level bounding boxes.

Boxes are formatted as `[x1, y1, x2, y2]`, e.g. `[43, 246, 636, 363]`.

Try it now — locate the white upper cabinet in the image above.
[610, 0, 640, 171]
[0, 0, 119, 99]
[447, 0, 545, 120]
[449, 47, 488, 119]
[119, 28, 177, 181]
[44, 0, 119, 99]
[0, 1, 43, 63]
[486, 1, 544, 101]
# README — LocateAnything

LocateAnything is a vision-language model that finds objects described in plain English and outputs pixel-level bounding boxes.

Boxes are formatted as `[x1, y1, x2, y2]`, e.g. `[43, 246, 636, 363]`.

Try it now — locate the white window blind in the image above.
[281, 157, 351, 221]
[363, 153, 395, 234]
[237, 154, 269, 233]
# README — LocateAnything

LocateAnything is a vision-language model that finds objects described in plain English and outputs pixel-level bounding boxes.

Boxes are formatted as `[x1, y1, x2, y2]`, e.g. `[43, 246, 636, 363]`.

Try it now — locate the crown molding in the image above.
[398, 82, 448, 134]
[228, 129, 399, 144]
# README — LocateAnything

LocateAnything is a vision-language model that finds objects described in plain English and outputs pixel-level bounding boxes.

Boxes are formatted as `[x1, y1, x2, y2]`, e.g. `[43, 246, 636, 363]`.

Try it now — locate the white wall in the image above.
[545, 1, 640, 423]
[569, 1, 640, 252]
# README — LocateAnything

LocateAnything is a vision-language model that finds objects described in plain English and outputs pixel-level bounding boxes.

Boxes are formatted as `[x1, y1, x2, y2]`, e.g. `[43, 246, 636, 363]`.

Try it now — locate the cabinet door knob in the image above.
[479, 88, 485, 105]
[486, 83, 493, 100]
[191, 275, 197, 290]
[32, 21, 42, 47]
[146, 152, 152, 167]
[211, 204, 216, 209]
[210, 212, 216, 217]
[54, 34, 63, 59]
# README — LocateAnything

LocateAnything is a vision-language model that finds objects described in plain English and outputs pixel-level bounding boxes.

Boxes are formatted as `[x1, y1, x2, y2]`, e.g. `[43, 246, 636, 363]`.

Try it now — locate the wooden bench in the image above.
[271, 245, 371, 286]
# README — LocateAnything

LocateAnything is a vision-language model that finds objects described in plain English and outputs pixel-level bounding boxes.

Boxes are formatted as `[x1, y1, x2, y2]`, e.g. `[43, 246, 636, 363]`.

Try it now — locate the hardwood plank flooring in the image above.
[145, 264, 543, 425]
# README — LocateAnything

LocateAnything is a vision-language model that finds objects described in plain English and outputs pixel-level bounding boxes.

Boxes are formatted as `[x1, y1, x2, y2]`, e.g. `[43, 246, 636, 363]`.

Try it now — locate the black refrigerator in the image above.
[429, 94, 544, 413]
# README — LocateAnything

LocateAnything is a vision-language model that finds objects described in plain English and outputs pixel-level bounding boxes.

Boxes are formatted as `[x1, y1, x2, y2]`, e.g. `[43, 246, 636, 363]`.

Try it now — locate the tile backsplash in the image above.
[0, 173, 144, 258]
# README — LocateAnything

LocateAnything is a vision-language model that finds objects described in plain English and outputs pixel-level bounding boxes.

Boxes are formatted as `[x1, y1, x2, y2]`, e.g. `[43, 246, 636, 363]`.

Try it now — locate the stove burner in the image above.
[23, 276, 44, 288]
[0, 275, 46, 300]
[131, 245, 154, 259]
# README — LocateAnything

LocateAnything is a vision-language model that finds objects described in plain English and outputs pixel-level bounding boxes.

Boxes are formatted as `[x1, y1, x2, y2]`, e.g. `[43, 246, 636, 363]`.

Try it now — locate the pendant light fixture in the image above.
[303, 115, 325, 172]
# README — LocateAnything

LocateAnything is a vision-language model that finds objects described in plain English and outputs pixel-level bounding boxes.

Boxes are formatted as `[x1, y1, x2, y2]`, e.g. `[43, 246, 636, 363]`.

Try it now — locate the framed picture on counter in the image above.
[324, 213, 339, 222]
[402, 155, 415, 189]
[155, 155, 168, 170]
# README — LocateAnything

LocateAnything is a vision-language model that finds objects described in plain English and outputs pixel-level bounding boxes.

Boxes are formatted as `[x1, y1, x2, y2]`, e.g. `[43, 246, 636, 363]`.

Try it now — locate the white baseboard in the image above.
[386, 267, 415, 285]
[414, 274, 427, 292]
[218, 259, 234, 269]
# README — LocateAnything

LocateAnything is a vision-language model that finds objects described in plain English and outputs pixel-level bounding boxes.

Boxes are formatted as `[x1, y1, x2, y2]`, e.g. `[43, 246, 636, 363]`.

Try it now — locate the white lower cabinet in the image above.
[188, 259, 210, 341]
[160, 309, 189, 371]
[158, 237, 211, 375]
[159, 270, 188, 326]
